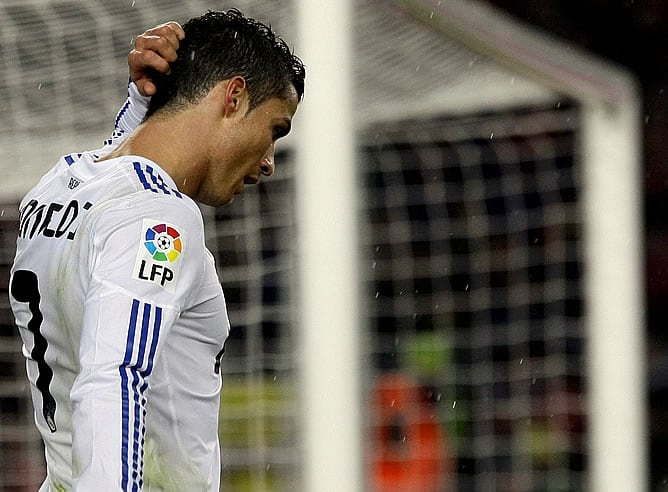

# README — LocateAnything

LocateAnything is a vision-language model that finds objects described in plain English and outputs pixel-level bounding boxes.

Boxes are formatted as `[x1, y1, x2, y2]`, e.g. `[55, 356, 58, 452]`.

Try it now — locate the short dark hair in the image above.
[145, 9, 305, 118]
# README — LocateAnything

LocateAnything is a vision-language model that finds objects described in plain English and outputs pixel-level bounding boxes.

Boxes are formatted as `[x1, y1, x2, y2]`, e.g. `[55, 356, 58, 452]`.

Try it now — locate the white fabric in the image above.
[10, 83, 229, 491]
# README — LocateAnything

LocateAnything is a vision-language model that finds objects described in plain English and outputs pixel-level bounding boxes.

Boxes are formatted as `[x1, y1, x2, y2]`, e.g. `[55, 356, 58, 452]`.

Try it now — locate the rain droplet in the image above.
[452, 400, 456, 408]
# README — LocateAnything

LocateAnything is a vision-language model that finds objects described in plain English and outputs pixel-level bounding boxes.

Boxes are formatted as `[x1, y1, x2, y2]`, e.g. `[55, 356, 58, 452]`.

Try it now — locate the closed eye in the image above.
[273, 121, 291, 141]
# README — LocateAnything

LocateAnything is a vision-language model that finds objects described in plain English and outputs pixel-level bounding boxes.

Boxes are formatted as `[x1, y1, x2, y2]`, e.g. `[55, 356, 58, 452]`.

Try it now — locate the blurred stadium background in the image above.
[0, 0, 664, 491]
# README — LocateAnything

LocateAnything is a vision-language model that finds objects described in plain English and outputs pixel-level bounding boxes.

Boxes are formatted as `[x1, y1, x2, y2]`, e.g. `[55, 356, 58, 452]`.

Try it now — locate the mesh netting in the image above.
[361, 105, 586, 491]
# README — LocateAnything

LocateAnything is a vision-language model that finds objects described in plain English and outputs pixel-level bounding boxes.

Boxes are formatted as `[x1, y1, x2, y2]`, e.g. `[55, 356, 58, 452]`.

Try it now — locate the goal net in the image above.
[361, 106, 585, 491]
[0, 0, 644, 491]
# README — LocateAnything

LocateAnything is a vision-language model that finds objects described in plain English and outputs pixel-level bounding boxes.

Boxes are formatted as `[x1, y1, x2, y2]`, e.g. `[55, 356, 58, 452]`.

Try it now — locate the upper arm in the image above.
[70, 195, 207, 487]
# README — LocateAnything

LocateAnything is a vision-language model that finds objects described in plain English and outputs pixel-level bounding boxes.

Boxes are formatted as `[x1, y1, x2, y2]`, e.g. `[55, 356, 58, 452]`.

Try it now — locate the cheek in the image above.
[249, 136, 273, 161]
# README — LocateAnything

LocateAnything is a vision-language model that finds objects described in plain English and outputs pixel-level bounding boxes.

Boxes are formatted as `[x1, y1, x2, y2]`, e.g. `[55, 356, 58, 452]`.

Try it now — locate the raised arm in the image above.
[108, 22, 185, 142]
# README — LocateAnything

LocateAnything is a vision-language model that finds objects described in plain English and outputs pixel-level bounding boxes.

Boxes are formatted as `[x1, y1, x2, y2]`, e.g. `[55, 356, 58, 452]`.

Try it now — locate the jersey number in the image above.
[10, 270, 57, 432]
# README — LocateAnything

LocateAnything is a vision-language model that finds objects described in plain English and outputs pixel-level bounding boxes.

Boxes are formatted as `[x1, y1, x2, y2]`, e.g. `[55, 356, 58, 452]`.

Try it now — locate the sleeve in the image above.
[96, 81, 151, 154]
[69, 197, 206, 490]
[112, 81, 151, 137]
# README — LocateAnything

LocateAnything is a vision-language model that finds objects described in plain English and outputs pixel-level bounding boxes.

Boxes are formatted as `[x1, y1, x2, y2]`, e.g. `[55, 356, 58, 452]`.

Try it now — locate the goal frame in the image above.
[295, 0, 646, 491]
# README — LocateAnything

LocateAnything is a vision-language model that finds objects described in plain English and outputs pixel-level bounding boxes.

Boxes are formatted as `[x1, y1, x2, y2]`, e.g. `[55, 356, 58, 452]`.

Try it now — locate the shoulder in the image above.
[87, 189, 204, 251]
[128, 159, 186, 202]
[81, 178, 207, 305]
[88, 157, 201, 226]
[81, 157, 204, 252]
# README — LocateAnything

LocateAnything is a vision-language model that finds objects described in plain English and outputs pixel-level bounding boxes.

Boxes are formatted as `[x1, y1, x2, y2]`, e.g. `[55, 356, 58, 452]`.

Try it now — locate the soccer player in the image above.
[9, 9, 305, 491]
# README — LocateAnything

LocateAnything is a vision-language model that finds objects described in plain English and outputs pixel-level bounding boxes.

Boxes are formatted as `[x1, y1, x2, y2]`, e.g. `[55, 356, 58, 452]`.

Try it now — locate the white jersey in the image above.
[9, 83, 230, 491]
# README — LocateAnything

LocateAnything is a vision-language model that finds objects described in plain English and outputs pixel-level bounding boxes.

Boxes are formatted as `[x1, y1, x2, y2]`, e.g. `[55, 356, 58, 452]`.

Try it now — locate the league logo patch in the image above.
[143, 223, 182, 262]
[133, 219, 185, 293]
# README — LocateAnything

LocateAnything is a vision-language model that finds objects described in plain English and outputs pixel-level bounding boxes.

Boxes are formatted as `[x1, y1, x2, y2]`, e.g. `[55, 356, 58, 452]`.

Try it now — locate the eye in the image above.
[272, 123, 291, 141]
[273, 127, 286, 140]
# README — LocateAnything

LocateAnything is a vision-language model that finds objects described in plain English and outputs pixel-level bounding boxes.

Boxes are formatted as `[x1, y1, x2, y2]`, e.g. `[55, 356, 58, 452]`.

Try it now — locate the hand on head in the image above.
[128, 21, 185, 97]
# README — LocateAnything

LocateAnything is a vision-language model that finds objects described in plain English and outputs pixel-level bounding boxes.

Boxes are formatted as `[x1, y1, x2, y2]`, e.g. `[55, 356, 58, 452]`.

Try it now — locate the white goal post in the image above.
[296, 1, 363, 491]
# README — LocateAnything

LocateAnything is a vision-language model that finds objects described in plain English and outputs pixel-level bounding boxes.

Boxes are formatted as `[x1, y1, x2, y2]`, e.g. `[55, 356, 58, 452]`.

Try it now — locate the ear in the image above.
[223, 76, 248, 117]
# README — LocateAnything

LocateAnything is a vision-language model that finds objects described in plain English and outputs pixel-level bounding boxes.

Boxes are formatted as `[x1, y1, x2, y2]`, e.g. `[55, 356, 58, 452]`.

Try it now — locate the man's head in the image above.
[135, 9, 305, 207]
[145, 9, 305, 119]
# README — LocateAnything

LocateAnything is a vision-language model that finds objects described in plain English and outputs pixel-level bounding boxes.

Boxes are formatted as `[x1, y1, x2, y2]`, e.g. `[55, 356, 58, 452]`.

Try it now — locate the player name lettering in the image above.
[18, 199, 93, 241]
[137, 260, 174, 287]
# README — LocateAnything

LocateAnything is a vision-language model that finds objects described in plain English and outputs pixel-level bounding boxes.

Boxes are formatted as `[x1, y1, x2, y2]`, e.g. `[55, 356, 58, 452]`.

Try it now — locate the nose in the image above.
[260, 144, 275, 177]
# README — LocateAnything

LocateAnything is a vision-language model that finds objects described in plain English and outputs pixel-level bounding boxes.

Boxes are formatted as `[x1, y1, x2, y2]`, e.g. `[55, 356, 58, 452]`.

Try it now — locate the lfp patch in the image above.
[132, 219, 185, 293]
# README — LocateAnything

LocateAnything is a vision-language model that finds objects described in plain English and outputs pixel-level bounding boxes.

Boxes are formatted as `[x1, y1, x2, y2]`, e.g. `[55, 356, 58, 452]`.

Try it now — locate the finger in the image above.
[164, 21, 185, 41]
[140, 29, 179, 53]
[128, 48, 171, 75]
[128, 21, 186, 91]
[135, 78, 157, 97]
[134, 35, 179, 64]
[141, 21, 184, 51]
[144, 21, 184, 42]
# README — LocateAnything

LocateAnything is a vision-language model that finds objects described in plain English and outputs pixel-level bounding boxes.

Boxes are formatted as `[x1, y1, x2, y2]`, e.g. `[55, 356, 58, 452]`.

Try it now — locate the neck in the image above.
[100, 110, 209, 197]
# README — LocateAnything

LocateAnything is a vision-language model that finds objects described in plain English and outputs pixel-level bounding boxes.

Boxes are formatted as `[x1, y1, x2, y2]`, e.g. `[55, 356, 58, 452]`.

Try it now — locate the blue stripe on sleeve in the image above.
[120, 299, 139, 491]
[131, 305, 152, 488]
[132, 162, 183, 198]
[132, 162, 156, 193]
[145, 307, 162, 377]
[120, 300, 162, 491]
[136, 306, 162, 489]
[115, 99, 132, 130]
